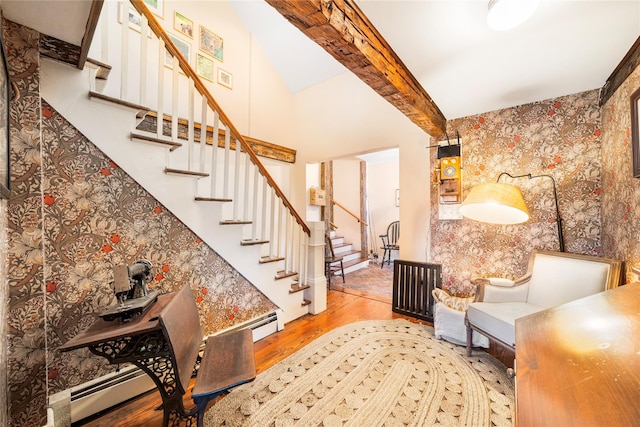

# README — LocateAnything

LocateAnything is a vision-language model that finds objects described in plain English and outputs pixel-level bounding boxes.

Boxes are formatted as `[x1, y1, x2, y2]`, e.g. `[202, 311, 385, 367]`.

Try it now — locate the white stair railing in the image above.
[97, 0, 311, 286]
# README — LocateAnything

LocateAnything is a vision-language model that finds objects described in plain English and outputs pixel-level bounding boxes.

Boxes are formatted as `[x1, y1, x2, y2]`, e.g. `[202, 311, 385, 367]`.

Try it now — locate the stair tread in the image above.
[89, 91, 150, 117]
[220, 220, 252, 225]
[259, 256, 285, 264]
[195, 196, 233, 202]
[342, 257, 369, 269]
[131, 130, 182, 151]
[241, 239, 269, 246]
[275, 270, 297, 280]
[164, 167, 209, 178]
[289, 284, 310, 294]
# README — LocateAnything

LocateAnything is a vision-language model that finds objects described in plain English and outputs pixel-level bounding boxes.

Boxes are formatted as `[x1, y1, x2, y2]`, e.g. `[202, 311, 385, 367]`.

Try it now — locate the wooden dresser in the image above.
[515, 282, 640, 426]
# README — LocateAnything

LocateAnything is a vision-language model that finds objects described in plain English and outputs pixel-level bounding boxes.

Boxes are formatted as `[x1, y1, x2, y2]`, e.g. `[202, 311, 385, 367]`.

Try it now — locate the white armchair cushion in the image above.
[483, 282, 530, 303]
[467, 301, 545, 347]
[487, 277, 515, 287]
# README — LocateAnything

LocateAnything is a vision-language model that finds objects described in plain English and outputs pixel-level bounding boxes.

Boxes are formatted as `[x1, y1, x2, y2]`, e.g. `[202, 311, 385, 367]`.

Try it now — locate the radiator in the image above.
[54, 309, 283, 424]
[392, 260, 441, 322]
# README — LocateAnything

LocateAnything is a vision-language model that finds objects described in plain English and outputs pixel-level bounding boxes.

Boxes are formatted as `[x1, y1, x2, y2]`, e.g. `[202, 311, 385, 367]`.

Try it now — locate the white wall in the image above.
[399, 135, 432, 263]
[367, 160, 399, 257]
[332, 159, 362, 250]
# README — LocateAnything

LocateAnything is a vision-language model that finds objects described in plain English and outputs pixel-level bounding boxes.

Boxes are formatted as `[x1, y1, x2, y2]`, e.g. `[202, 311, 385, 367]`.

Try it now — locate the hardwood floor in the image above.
[74, 291, 422, 427]
[74, 290, 512, 426]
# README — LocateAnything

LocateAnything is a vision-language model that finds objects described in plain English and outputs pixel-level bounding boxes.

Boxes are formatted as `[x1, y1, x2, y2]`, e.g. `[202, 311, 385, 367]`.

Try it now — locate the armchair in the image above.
[465, 249, 621, 356]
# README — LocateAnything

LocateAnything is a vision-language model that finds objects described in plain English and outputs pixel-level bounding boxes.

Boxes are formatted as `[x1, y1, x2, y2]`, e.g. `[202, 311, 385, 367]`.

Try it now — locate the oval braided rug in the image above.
[205, 319, 514, 427]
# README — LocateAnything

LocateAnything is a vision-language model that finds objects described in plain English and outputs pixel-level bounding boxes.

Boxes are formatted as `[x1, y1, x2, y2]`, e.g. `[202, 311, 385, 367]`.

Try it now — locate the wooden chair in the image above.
[325, 235, 345, 287]
[379, 221, 399, 268]
[158, 284, 256, 427]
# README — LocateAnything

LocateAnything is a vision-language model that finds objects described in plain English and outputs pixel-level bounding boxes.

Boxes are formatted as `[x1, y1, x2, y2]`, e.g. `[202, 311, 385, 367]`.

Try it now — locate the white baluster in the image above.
[156, 38, 165, 139]
[210, 111, 220, 198]
[233, 138, 241, 220]
[120, 1, 129, 100]
[140, 14, 148, 104]
[243, 151, 251, 221]
[188, 80, 195, 170]
[200, 98, 208, 173]
[223, 128, 230, 199]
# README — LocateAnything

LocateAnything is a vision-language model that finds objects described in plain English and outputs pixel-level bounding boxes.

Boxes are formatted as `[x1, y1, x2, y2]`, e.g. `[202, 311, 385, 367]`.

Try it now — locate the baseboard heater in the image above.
[59, 309, 283, 424]
[392, 260, 441, 322]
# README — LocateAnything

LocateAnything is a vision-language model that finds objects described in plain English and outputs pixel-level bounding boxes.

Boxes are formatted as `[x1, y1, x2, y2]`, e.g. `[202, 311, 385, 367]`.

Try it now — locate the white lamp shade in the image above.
[459, 182, 529, 224]
[487, 0, 540, 31]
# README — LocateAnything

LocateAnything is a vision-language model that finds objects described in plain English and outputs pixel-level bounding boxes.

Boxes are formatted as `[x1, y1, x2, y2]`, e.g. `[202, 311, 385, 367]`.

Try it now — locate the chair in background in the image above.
[325, 235, 345, 287]
[379, 221, 400, 268]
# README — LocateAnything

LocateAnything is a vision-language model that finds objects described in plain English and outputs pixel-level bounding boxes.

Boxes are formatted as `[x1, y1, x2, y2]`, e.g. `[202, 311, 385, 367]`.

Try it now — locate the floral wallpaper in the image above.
[430, 90, 604, 296]
[601, 65, 640, 282]
[4, 20, 276, 426]
[5, 19, 46, 426]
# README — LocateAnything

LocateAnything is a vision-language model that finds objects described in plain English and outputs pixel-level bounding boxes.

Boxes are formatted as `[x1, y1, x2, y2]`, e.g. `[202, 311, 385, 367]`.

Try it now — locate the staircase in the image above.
[39, 0, 325, 324]
[329, 232, 369, 275]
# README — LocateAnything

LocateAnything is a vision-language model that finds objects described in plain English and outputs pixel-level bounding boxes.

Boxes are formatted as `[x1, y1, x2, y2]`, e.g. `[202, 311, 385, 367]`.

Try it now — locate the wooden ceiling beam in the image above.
[265, 0, 447, 136]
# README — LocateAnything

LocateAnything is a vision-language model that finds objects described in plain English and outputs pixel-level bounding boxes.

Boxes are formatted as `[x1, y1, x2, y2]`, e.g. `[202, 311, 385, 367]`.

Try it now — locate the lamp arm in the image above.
[496, 172, 565, 252]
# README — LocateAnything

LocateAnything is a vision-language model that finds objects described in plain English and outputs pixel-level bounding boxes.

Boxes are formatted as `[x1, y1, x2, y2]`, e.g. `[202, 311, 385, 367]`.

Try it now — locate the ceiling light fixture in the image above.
[487, 0, 540, 31]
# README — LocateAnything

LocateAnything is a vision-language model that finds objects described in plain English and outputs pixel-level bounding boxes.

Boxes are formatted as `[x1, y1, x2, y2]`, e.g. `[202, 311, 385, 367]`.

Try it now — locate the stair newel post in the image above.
[307, 222, 328, 314]
[199, 98, 207, 174]
[210, 111, 220, 198]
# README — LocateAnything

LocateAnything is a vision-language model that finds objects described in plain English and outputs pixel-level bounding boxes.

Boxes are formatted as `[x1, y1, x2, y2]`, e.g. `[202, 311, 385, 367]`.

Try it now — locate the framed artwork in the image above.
[143, 0, 164, 17]
[174, 11, 194, 38]
[196, 54, 214, 82]
[0, 29, 9, 199]
[631, 86, 640, 178]
[165, 33, 191, 67]
[118, 2, 142, 32]
[199, 25, 224, 62]
[217, 68, 233, 89]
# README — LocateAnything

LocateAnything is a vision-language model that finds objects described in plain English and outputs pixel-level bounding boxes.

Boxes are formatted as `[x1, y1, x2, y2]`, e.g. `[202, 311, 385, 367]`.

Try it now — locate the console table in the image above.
[515, 282, 640, 426]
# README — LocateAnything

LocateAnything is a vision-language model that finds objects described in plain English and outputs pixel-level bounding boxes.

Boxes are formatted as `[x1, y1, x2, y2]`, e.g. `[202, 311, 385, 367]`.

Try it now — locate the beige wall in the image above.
[367, 160, 399, 256]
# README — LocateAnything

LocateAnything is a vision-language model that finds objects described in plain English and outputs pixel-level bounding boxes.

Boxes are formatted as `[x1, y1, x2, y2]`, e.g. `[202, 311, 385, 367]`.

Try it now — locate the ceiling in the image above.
[2, 1, 639, 122]
[231, 0, 640, 120]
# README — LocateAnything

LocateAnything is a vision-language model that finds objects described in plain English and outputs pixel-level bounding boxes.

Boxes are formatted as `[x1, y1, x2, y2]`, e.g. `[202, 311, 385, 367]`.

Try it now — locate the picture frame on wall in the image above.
[143, 0, 164, 18]
[118, 2, 143, 33]
[0, 30, 10, 199]
[631, 86, 640, 177]
[165, 33, 191, 67]
[196, 54, 214, 82]
[174, 11, 194, 38]
[217, 68, 233, 89]
[199, 25, 224, 62]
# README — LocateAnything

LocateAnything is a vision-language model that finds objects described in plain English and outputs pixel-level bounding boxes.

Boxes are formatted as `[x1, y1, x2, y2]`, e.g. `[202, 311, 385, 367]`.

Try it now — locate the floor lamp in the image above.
[459, 172, 565, 252]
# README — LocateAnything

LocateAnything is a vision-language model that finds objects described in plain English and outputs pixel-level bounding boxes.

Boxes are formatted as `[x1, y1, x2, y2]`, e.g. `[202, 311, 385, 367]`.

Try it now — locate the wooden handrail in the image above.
[331, 199, 368, 226]
[130, 0, 309, 235]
